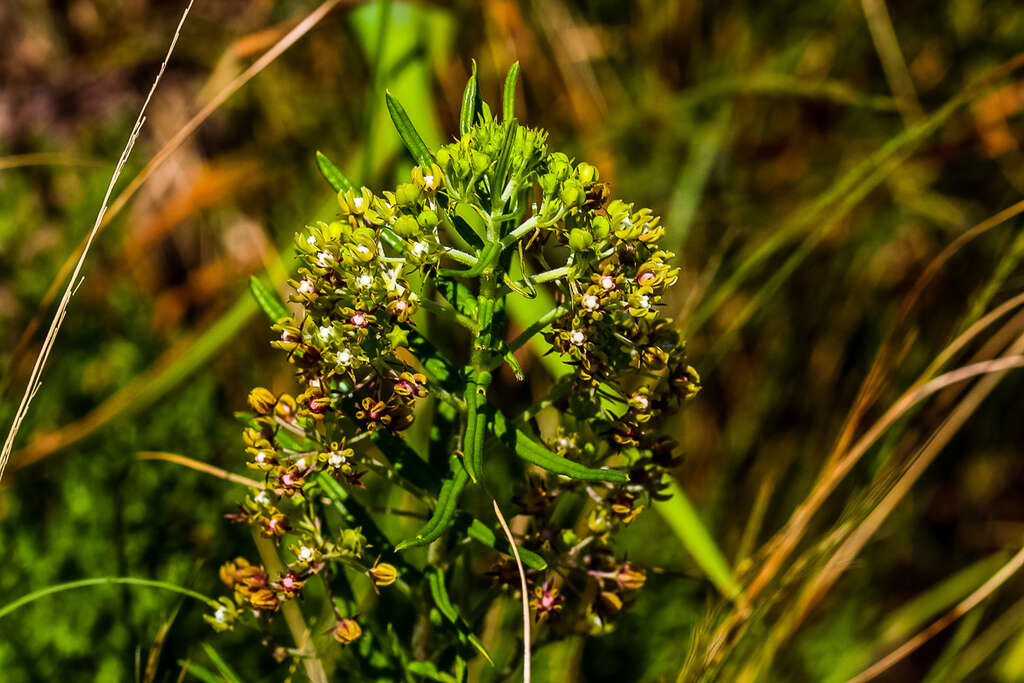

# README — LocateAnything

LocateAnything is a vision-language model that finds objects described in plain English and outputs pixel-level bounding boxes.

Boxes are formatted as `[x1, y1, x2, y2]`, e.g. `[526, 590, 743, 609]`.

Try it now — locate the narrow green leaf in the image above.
[373, 431, 444, 493]
[459, 59, 479, 136]
[315, 150, 353, 193]
[408, 661, 457, 683]
[249, 276, 289, 322]
[386, 90, 433, 168]
[200, 643, 243, 683]
[426, 567, 493, 665]
[457, 514, 547, 570]
[1, 577, 217, 620]
[502, 61, 520, 122]
[178, 660, 224, 683]
[654, 480, 741, 599]
[880, 551, 1009, 645]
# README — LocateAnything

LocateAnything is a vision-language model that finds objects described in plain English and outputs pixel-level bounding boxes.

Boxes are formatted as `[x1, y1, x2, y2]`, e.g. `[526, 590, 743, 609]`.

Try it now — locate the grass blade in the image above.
[0, 577, 218, 619]
[199, 643, 242, 683]
[249, 275, 289, 322]
[653, 479, 740, 599]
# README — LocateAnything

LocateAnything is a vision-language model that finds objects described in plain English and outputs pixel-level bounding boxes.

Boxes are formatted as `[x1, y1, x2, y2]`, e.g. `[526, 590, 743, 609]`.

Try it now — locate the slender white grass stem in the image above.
[493, 498, 531, 683]
[0, 1, 195, 483]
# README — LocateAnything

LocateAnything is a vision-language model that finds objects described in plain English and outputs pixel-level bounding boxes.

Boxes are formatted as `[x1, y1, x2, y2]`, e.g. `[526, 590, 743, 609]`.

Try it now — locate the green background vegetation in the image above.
[3, 0, 1024, 680]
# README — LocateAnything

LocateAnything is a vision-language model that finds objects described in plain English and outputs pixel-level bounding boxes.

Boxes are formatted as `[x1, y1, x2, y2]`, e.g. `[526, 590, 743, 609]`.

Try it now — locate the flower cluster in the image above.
[213, 66, 699, 670]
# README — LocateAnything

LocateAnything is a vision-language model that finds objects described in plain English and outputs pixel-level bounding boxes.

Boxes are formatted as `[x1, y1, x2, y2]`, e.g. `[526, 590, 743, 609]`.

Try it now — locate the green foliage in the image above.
[4, 1, 1024, 681]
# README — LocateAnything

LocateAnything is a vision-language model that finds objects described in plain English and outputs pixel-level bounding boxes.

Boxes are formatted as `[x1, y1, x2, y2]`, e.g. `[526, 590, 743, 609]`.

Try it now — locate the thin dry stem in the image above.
[848, 544, 1024, 683]
[493, 498, 532, 683]
[0, 0, 195, 483]
[136, 451, 264, 489]
[860, 0, 922, 123]
[3, 0, 352, 396]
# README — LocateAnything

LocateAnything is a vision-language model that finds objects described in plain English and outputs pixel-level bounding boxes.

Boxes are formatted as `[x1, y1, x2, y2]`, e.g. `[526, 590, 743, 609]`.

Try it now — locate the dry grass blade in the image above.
[493, 498, 532, 683]
[2, 0, 353, 397]
[0, 0, 195, 483]
[793, 342, 1024, 628]
[0, 153, 105, 170]
[827, 199, 1024, 470]
[744, 354, 1024, 603]
[848, 544, 1024, 683]
[860, 0, 922, 123]
[136, 452, 264, 489]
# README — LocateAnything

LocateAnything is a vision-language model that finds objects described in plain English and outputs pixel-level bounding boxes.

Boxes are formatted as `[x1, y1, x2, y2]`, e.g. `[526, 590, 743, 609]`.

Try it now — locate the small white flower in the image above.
[306, 234, 317, 246]
[356, 244, 371, 256]
[601, 275, 615, 290]
[337, 349, 353, 366]
[295, 458, 306, 469]
[318, 325, 334, 341]
[298, 546, 315, 562]
[254, 490, 271, 506]
[411, 241, 429, 257]
[255, 451, 268, 464]
[570, 330, 586, 346]
[632, 394, 649, 410]
[357, 273, 374, 288]
[353, 196, 364, 210]
[316, 251, 334, 267]
[298, 279, 314, 294]
[309, 378, 321, 390]
[328, 451, 345, 467]
[637, 295, 650, 309]
[581, 294, 600, 310]
[214, 606, 228, 623]
[422, 175, 434, 187]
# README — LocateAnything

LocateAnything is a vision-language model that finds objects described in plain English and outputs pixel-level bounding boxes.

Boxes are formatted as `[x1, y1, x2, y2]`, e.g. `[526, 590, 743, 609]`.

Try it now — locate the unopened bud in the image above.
[248, 387, 276, 414]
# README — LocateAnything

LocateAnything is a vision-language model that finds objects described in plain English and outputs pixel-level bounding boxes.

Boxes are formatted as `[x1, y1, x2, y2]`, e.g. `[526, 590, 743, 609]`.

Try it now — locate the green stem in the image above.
[508, 305, 568, 352]
[0, 577, 219, 619]
[252, 532, 329, 683]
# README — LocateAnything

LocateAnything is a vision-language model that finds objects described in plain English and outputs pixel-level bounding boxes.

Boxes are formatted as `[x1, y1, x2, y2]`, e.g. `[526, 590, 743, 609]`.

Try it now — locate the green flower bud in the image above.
[395, 183, 420, 207]
[549, 152, 571, 181]
[576, 162, 599, 184]
[470, 149, 490, 175]
[435, 148, 452, 169]
[568, 228, 593, 251]
[539, 173, 559, 197]
[592, 215, 610, 240]
[387, 326, 410, 349]
[541, 199, 561, 222]
[393, 214, 419, 237]
[417, 209, 439, 229]
[560, 179, 585, 209]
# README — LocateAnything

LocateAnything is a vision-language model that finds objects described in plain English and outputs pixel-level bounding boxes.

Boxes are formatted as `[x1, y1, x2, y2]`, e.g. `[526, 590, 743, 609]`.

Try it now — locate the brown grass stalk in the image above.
[2, 0, 353, 400]
[849, 544, 1024, 683]
[0, 0, 195, 483]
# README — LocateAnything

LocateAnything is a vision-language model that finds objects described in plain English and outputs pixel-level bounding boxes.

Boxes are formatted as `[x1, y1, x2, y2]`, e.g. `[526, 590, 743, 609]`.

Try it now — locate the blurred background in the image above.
[3, 0, 1024, 680]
